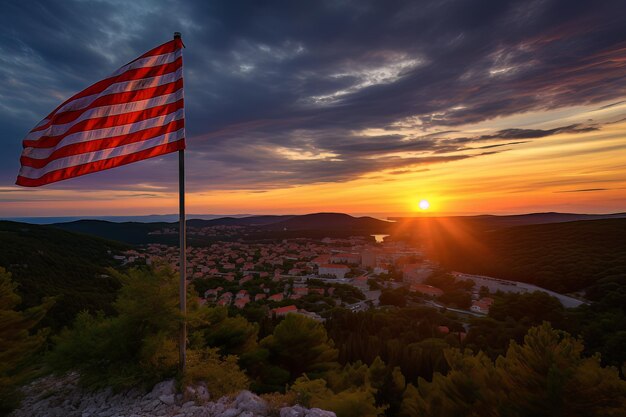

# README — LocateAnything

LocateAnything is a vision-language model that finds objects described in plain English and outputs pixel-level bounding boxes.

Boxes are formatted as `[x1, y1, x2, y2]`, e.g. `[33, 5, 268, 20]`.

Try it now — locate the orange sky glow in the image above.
[3, 99, 625, 218]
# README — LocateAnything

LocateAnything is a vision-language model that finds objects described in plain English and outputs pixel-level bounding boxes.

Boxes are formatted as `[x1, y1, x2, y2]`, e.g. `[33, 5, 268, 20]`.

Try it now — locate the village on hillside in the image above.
[112, 225, 553, 321]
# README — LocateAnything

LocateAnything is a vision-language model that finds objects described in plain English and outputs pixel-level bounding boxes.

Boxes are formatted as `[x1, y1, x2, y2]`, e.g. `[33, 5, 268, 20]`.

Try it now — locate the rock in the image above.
[280, 405, 307, 417]
[217, 408, 241, 417]
[235, 390, 268, 415]
[159, 393, 176, 405]
[150, 380, 176, 399]
[10, 375, 339, 417]
[182, 400, 196, 408]
[306, 408, 337, 417]
[195, 385, 210, 403]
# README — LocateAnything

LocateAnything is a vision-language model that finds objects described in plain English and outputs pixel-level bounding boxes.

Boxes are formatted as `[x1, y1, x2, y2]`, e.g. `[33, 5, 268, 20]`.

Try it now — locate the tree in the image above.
[489, 291, 565, 326]
[261, 314, 338, 380]
[0, 268, 52, 413]
[48, 267, 182, 388]
[400, 323, 626, 417]
[290, 375, 385, 417]
[379, 289, 406, 307]
[49, 267, 251, 388]
[497, 323, 626, 417]
[195, 306, 258, 355]
[183, 347, 249, 398]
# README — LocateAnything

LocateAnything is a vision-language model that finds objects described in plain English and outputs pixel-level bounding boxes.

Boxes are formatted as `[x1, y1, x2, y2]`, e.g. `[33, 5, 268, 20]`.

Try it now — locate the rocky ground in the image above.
[9, 373, 335, 417]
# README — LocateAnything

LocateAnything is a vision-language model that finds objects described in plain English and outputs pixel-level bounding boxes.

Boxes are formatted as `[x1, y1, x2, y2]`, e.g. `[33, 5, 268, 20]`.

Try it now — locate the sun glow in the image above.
[418, 199, 430, 210]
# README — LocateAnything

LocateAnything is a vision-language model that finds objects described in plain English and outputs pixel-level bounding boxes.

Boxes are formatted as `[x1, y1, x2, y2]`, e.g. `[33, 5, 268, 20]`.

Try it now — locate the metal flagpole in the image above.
[174, 31, 187, 373]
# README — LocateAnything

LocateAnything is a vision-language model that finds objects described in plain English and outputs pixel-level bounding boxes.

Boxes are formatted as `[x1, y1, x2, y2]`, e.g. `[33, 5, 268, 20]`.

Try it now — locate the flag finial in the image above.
[174, 32, 182, 39]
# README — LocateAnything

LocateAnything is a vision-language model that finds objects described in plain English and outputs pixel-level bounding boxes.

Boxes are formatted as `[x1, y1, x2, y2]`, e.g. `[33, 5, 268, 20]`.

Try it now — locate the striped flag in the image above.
[16, 38, 185, 187]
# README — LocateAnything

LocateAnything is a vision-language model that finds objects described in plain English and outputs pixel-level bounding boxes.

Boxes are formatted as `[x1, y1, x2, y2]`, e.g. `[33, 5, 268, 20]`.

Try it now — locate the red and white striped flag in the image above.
[16, 38, 185, 187]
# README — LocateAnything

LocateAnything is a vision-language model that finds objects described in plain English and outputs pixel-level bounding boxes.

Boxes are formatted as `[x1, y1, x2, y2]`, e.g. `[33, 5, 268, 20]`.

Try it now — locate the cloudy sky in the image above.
[2, 0, 626, 217]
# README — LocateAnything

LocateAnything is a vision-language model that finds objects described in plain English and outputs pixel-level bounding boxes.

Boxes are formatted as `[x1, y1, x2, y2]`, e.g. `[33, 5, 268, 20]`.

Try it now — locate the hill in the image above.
[265, 212, 391, 231]
[52, 213, 392, 244]
[401, 218, 626, 295]
[53, 220, 173, 245]
[0, 221, 129, 329]
[390, 211, 626, 231]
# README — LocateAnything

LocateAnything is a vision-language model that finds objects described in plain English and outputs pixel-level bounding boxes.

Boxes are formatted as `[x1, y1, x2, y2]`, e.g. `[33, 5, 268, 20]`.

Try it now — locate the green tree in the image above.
[194, 306, 258, 355]
[497, 323, 626, 417]
[49, 266, 256, 391]
[183, 347, 249, 398]
[48, 267, 181, 388]
[400, 323, 626, 417]
[261, 314, 338, 380]
[0, 268, 52, 413]
[379, 289, 406, 307]
[290, 375, 385, 417]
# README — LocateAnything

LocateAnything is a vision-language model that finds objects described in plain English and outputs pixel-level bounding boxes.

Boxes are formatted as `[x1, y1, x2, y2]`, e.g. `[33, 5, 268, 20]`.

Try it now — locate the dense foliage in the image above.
[34, 264, 626, 416]
[5, 217, 626, 416]
[0, 221, 127, 329]
[409, 218, 626, 295]
[0, 268, 52, 413]
[400, 323, 626, 417]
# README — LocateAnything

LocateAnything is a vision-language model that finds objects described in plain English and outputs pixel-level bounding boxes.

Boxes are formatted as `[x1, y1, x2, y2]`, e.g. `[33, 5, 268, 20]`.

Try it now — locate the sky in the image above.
[1, 0, 626, 218]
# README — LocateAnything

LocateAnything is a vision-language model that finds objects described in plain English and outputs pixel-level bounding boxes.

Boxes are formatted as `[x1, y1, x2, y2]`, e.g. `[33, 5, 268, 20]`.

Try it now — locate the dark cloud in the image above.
[473, 141, 530, 149]
[555, 188, 610, 193]
[443, 124, 598, 145]
[1, 0, 626, 194]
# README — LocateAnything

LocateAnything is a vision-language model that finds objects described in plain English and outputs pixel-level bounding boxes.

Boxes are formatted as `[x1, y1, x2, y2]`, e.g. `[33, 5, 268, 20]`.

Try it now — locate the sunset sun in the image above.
[418, 199, 430, 210]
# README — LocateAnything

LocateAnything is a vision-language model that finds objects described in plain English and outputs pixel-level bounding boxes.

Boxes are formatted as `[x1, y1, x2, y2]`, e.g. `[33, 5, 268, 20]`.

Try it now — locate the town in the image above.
[114, 224, 582, 322]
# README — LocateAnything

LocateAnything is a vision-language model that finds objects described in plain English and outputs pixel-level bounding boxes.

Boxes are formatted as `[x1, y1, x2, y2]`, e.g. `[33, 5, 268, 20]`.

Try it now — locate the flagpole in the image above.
[174, 31, 187, 374]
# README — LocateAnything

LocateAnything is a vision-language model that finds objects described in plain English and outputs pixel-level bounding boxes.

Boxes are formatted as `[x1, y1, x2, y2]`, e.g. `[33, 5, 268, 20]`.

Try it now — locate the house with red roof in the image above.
[409, 284, 444, 297]
[270, 305, 298, 317]
[268, 293, 284, 302]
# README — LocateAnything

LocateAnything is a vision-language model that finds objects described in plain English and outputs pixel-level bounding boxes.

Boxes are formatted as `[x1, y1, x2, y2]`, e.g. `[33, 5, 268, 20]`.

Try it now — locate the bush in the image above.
[182, 348, 249, 398]
[0, 268, 52, 413]
[47, 267, 180, 389]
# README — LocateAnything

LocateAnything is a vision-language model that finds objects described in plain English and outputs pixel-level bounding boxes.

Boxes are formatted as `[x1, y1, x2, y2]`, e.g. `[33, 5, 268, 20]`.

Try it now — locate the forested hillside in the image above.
[400, 218, 626, 295]
[0, 221, 129, 329]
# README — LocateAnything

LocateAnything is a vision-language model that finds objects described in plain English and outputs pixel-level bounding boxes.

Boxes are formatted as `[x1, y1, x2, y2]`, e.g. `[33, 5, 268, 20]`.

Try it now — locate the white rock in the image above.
[217, 408, 241, 417]
[235, 390, 268, 415]
[306, 408, 337, 417]
[195, 385, 210, 403]
[280, 405, 307, 417]
[159, 393, 176, 405]
[150, 380, 176, 399]
[181, 400, 196, 408]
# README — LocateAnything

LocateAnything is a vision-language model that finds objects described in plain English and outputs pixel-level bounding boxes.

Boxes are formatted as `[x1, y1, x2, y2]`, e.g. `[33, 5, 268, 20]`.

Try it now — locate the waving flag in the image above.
[16, 38, 185, 187]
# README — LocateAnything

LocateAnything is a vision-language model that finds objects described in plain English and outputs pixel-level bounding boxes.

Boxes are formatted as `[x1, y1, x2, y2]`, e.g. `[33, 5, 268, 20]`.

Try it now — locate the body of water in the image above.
[371, 234, 390, 243]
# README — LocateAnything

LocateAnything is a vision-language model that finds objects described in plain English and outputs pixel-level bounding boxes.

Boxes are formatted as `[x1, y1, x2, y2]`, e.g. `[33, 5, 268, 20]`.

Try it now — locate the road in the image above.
[452, 272, 587, 308]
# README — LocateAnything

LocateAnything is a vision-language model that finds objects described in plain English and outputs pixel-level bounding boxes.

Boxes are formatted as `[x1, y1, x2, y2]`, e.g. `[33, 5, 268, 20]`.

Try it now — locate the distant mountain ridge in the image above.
[51, 213, 392, 244]
[390, 212, 626, 230]
[3, 213, 253, 224]
[47, 211, 626, 246]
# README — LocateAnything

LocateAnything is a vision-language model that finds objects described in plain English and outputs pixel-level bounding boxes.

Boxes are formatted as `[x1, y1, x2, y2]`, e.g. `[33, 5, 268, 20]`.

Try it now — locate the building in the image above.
[234, 297, 250, 309]
[311, 255, 331, 267]
[409, 284, 444, 297]
[330, 253, 361, 265]
[403, 263, 434, 283]
[319, 264, 350, 279]
[360, 251, 378, 268]
[293, 287, 309, 296]
[471, 297, 494, 314]
[270, 305, 298, 317]
[268, 293, 284, 302]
